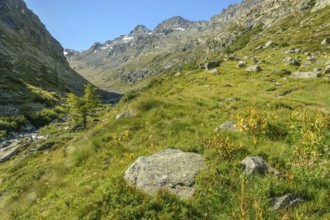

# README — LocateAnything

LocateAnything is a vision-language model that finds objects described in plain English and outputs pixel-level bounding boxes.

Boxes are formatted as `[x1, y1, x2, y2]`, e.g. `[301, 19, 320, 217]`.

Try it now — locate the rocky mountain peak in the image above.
[128, 25, 152, 36]
[154, 16, 207, 34]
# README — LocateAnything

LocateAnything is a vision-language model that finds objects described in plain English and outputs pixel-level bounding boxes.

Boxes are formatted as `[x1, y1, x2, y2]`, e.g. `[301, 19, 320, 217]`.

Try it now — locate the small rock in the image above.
[246, 65, 262, 72]
[205, 61, 221, 70]
[323, 65, 330, 74]
[306, 55, 318, 62]
[215, 122, 240, 133]
[294, 48, 302, 53]
[291, 71, 321, 78]
[283, 48, 296, 54]
[255, 45, 263, 50]
[116, 110, 131, 120]
[283, 57, 300, 66]
[321, 38, 330, 45]
[240, 156, 279, 175]
[174, 72, 181, 77]
[208, 69, 218, 74]
[272, 194, 303, 210]
[37, 142, 55, 151]
[228, 55, 237, 61]
[237, 61, 247, 68]
[124, 148, 205, 198]
[264, 40, 276, 48]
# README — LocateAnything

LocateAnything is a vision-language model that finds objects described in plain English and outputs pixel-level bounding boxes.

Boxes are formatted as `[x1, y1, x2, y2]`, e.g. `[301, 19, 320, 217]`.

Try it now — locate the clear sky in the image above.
[24, 0, 242, 50]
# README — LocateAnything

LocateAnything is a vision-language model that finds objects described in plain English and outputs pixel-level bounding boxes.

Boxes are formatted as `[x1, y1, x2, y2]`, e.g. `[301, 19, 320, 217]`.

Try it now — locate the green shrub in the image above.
[0, 115, 28, 136]
[134, 99, 164, 112]
[26, 108, 58, 128]
[118, 92, 139, 104]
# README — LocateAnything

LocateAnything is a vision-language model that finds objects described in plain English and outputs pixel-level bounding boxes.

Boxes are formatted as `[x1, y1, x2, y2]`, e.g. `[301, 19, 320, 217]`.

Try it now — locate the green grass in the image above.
[0, 5, 330, 220]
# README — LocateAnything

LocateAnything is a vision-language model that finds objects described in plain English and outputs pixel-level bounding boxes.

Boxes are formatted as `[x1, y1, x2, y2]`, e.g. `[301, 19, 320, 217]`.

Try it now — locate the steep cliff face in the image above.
[0, 0, 89, 115]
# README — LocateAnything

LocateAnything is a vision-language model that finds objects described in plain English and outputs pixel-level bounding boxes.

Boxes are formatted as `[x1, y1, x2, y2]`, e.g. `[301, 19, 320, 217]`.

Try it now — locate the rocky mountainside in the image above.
[0, 0, 89, 116]
[65, 0, 330, 93]
[0, 0, 330, 219]
[65, 16, 208, 91]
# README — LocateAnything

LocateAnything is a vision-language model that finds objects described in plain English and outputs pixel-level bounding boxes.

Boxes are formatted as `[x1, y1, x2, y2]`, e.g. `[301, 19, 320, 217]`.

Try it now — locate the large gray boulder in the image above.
[240, 156, 279, 175]
[124, 148, 205, 198]
[272, 194, 303, 210]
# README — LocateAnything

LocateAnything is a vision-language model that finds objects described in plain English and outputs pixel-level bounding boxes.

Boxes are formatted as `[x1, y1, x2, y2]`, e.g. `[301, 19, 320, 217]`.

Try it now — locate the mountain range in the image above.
[65, 0, 330, 92]
[0, 0, 330, 219]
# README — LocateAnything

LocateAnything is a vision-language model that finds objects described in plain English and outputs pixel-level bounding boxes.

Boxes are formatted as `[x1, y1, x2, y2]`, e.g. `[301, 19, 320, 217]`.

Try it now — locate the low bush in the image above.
[26, 108, 58, 128]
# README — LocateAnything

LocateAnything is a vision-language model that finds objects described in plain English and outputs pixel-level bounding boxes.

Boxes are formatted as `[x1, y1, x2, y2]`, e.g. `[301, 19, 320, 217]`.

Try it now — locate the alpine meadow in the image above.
[0, 0, 330, 219]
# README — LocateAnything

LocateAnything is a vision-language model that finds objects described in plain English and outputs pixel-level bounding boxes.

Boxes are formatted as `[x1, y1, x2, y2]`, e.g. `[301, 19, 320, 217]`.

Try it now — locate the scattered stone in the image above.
[246, 65, 262, 72]
[255, 45, 263, 50]
[253, 58, 261, 64]
[205, 61, 221, 70]
[283, 48, 301, 54]
[283, 57, 300, 66]
[228, 55, 237, 61]
[326, 60, 330, 66]
[323, 65, 330, 74]
[314, 68, 322, 72]
[291, 71, 321, 78]
[208, 69, 219, 74]
[306, 55, 318, 62]
[174, 72, 181, 77]
[215, 122, 240, 133]
[37, 142, 55, 151]
[240, 156, 279, 175]
[124, 148, 205, 198]
[264, 40, 276, 48]
[321, 38, 330, 45]
[237, 61, 247, 68]
[272, 194, 303, 210]
[115, 110, 131, 120]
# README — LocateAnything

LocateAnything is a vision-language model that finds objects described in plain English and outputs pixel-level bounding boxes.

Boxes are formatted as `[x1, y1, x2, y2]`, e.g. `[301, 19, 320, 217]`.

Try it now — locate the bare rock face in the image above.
[124, 148, 205, 198]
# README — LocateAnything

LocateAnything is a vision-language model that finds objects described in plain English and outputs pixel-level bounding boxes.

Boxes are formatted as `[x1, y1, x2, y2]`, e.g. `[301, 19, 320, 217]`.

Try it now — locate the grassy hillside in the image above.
[0, 5, 329, 220]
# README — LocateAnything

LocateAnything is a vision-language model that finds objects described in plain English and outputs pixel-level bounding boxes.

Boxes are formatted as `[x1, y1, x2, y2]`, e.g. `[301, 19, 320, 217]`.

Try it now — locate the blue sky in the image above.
[24, 0, 242, 50]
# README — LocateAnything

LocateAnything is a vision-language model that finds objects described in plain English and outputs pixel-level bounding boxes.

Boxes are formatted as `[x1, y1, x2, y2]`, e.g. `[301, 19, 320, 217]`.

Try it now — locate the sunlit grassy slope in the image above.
[0, 6, 330, 220]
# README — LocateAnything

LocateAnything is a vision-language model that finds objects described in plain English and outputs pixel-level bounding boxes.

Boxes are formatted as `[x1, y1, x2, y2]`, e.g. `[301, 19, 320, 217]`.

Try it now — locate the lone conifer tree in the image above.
[67, 84, 100, 129]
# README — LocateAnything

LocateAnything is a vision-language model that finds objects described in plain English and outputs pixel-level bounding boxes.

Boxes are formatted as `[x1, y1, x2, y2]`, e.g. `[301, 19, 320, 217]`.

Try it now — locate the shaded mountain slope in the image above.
[0, 0, 89, 116]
